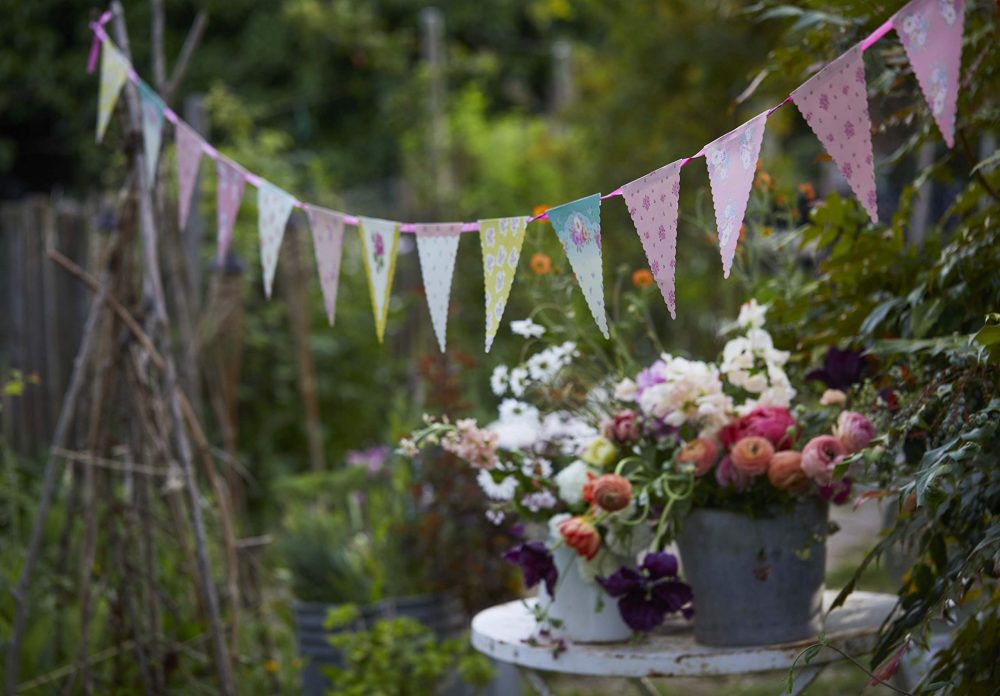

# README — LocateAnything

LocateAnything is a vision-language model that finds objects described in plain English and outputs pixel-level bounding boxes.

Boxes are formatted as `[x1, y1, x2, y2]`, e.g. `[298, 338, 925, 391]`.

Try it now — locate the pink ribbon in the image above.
[86, 10, 114, 73]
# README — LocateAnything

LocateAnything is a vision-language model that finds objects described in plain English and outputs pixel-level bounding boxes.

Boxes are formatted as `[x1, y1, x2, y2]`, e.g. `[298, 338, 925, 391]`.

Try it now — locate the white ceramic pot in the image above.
[536, 547, 632, 643]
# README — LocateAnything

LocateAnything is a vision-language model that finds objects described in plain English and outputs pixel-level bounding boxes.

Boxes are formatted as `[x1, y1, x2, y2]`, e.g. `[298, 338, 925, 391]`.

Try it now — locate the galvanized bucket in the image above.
[676, 499, 828, 646]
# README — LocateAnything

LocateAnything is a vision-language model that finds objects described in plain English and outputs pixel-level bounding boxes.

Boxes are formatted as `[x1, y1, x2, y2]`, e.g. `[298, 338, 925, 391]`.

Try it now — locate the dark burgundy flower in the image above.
[807, 347, 864, 390]
[818, 476, 853, 505]
[503, 541, 557, 595]
[597, 552, 692, 632]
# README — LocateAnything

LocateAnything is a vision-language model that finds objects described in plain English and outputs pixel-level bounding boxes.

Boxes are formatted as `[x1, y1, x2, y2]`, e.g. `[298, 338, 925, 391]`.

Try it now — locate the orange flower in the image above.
[581, 471, 598, 505]
[632, 269, 654, 289]
[530, 253, 552, 275]
[755, 171, 773, 191]
[558, 516, 601, 560]
[798, 182, 816, 201]
[677, 438, 718, 477]
[730, 436, 774, 475]
[738, 224, 747, 242]
[591, 474, 632, 512]
[532, 203, 550, 220]
[767, 451, 807, 491]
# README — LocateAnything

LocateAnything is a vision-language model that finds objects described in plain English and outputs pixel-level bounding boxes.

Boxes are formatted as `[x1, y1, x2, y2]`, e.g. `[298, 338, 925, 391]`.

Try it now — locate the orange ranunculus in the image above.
[632, 269, 654, 289]
[730, 436, 774, 476]
[591, 474, 632, 512]
[677, 438, 718, 477]
[558, 516, 601, 560]
[767, 450, 807, 491]
[798, 182, 816, 201]
[581, 471, 598, 505]
[530, 252, 552, 275]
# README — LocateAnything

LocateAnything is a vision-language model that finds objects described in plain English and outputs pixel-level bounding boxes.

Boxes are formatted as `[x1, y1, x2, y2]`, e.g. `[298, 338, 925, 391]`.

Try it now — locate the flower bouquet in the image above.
[400, 302, 878, 646]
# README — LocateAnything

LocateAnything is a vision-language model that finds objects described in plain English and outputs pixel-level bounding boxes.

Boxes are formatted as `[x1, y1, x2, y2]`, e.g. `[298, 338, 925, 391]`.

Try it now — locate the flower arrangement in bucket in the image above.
[400, 300, 878, 646]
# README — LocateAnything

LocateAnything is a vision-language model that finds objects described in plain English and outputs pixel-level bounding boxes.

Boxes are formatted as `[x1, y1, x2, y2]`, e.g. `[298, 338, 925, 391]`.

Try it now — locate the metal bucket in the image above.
[676, 500, 828, 646]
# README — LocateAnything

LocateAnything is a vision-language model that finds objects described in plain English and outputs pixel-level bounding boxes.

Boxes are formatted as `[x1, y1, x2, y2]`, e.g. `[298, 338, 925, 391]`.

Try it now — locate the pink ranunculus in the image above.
[730, 436, 775, 476]
[833, 410, 876, 454]
[600, 409, 640, 444]
[677, 438, 719, 477]
[801, 435, 846, 486]
[715, 455, 751, 491]
[720, 407, 798, 451]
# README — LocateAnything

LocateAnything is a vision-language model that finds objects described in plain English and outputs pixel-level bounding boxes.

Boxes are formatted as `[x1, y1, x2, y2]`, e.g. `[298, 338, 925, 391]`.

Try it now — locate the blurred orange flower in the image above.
[632, 269, 654, 288]
[738, 224, 747, 242]
[532, 203, 550, 220]
[530, 253, 552, 275]
[798, 182, 816, 201]
[755, 171, 773, 190]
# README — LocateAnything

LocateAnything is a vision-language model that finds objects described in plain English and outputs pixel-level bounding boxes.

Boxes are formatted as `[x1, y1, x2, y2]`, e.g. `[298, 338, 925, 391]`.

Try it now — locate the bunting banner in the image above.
[705, 111, 768, 278]
[96, 42, 129, 143]
[258, 182, 297, 299]
[621, 161, 683, 319]
[138, 82, 165, 187]
[546, 195, 610, 339]
[305, 206, 346, 326]
[414, 223, 463, 353]
[175, 121, 203, 229]
[792, 44, 878, 224]
[358, 217, 401, 343]
[216, 157, 246, 265]
[894, 0, 964, 148]
[480, 216, 528, 353]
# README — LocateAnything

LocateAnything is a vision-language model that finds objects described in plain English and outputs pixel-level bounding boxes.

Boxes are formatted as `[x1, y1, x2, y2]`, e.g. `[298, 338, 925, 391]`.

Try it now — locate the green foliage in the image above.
[322, 611, 494, 696]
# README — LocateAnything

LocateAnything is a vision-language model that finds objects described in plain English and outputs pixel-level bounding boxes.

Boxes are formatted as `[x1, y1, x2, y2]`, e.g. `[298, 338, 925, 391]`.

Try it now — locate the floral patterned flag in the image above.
[175, 121, 203, 229]
[96, 42, 129, 142]
[358, 217, 401, 343]
[792, 44, 878, 224]
[546, 195, 610, 339]
[704, 111, 768, 278]
[257, 181, 297, 299]
[894, 0, 964, 148]
[216, 157, 246, 265]
[414, 223, 463, 353]
[621, 161, 683, 318]
[479, 216, 528, 352]
[138, 82, 165, 188]
[305, 206, 346, 326]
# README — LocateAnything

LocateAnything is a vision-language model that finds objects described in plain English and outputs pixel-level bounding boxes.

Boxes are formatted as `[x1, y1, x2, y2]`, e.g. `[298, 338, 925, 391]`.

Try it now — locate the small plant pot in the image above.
[536, 547, 632, 643]
[676, 499, 828, 647]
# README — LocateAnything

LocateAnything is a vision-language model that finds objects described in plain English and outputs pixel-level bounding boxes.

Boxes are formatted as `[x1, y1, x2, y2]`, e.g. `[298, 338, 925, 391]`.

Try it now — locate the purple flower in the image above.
[635, 360, 667, 394]
[807, 347, 865, 390]
[346, 445, 391, 475]
[503, 541, 557, 595]
[597, 552, 692, 632]
[818, 476, 853, 505]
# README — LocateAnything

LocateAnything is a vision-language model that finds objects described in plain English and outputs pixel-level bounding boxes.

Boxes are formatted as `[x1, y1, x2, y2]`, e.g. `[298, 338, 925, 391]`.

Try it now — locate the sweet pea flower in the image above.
[833, 410, 876, 454]
[596, 552, 693, 632]
[767, 450, 808, 491]
[503, 541, 558, 595]
[818, 476, 853, 505]
[558, 516, 601, 560]
[720, 406, 798, 450]
[581, 436, 618, 468]
[715, 455, 751, 491]
[614, 378, 638, 401]
[600, 409, 640, 444]
[801, 435, 846, 485]
[730, 436, 774, 475]
[591, 474, 633, 512]
[676, 438, 718, 477]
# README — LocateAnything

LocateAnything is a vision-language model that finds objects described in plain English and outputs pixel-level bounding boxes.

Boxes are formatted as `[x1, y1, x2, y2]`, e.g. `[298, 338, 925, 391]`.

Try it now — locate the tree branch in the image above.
[163, 11, 209, 105]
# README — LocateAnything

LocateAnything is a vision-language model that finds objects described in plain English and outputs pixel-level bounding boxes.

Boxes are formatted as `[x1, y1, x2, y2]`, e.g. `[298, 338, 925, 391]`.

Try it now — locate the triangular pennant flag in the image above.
[546, 195, 610, 339]
[96, 42, 129, 143]
[479, 216, 528, 352]
[257, 182, 297, 299]
[358, 217, 401, 343]
[792, 45, 878, 223]
[894, 0, 964, 148]
[414, 223, 463, 353]
[621, 161, 683, 318]
[305, 206, 346, 326]
[175, 121, 203, 229]
[216, 158, 246, 265]
[704, 112, 768, 278]
[138, 82, 165, 187]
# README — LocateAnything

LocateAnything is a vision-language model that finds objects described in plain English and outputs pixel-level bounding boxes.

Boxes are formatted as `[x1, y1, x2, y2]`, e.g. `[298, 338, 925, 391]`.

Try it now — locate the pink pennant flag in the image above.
[704, 111, 768, 278]
[305, 206, 346, 326]
[792, 45, 878, 224]
[257, 181, 297, 299]
[894, 0, 964, 148]
[175, 121, 203, 229]
[621, 161, 682, 318]
[216, 158, 246, 265]
[414, 223, 463, 353]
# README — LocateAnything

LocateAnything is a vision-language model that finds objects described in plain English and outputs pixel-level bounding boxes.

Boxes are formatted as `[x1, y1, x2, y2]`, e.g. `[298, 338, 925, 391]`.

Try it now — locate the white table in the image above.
[471, 590, 897, 695]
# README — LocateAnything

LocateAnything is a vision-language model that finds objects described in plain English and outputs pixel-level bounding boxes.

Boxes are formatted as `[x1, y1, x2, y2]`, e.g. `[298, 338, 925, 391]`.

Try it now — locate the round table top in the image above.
[471, 590, 896, 678]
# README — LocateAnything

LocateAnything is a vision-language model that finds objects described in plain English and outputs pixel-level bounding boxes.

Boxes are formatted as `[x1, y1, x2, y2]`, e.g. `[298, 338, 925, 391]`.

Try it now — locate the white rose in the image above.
[554, 460, 597, 506]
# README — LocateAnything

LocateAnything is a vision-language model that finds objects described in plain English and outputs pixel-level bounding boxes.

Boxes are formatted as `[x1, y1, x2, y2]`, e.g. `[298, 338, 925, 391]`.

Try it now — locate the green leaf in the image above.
[860, 299, 903, 337]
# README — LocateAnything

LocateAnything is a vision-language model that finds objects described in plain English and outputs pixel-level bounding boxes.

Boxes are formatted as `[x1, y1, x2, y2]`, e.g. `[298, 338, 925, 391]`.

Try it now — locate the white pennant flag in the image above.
[358, 217, 401, 343]
[414, 223, 463, 352]
[257, 182, 296, 299]
[96, 42, 129, 142]
[305, 206, 347, 326]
